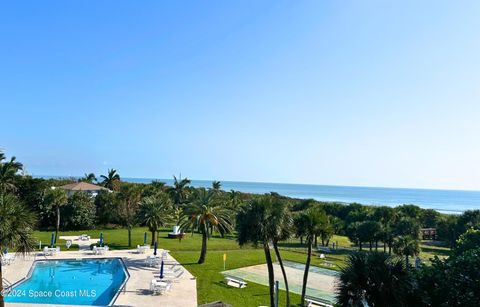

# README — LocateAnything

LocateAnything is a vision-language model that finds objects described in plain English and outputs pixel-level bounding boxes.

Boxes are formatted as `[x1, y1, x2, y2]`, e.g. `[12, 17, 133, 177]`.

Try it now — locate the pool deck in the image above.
[3, 248, 197, 307]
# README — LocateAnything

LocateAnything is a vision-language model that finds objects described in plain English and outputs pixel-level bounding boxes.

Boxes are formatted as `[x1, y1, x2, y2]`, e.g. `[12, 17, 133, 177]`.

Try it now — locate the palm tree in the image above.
[211, 180, 222, 191]
[236, 195, 278, 307]
[0, 194, 36, 307]
[336, 252, 412, 306]
[167, 175, 191, 207]
[294, 206, 327, 306]
[100, 169, 121, 191]
[0, 154, 23, 195]
[269, 195, 293, 307]
[43, 187, 68, 243]
[80, 173, 96, 183]
[180, 188, 232, 264]
[393, 235, 421, 267]
[228, 189, 241, 209]
[138, 192, 173, 245]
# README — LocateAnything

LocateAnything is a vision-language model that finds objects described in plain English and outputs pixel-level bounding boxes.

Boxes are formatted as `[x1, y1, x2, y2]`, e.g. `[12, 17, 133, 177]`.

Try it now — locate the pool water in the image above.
[5, 258, 129, 306]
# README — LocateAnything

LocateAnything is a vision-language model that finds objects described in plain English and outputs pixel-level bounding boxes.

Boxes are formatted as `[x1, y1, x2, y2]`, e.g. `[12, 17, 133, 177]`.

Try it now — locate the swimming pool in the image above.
[5, 258, 129, 306]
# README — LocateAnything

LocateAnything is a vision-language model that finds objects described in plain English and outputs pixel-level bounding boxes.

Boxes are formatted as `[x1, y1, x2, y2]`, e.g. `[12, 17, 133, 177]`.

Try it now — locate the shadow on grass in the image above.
[178, 262, 199, 266]
[278, 242, 305, 248]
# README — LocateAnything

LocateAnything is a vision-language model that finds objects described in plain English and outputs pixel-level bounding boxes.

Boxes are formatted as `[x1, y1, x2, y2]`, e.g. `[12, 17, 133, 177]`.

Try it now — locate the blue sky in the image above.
[1, 1, 479, 190]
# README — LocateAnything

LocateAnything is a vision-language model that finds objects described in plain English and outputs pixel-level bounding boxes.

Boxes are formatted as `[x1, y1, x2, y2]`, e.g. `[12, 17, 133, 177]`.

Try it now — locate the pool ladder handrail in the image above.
[2, 277, 12, 293]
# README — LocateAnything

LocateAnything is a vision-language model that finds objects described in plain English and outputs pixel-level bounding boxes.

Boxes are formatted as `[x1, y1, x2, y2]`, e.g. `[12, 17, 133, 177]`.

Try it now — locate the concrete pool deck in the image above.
[2, 249, 197, 307]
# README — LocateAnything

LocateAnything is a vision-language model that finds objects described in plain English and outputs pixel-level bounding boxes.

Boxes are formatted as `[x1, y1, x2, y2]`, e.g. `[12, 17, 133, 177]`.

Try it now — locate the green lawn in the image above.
[32, 228, 451, 306]
[172, 250, 302, 307]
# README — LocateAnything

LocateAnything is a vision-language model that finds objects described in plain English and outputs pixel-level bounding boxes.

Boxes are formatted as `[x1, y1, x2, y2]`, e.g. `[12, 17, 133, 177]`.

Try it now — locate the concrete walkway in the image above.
[2, 249, 197, 307]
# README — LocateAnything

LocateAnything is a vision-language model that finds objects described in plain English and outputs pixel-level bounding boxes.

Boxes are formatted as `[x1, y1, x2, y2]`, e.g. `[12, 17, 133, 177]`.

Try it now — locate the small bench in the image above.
[305, 296, 333, 307]
[224, 276, 247, 288]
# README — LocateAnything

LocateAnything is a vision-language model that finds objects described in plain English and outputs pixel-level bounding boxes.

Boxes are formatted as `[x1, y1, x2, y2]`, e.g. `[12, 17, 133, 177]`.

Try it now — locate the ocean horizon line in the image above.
[33, 174, 480, 194]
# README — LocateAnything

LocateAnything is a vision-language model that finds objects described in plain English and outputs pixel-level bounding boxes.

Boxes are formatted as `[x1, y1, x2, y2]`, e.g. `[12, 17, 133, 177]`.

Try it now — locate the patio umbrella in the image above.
[99, 233, 103, 247]
[154, 241, 157, 256]
[50, 232, 55, 247]
[144, 232, 147, 245]
[160, 260, 164, 279]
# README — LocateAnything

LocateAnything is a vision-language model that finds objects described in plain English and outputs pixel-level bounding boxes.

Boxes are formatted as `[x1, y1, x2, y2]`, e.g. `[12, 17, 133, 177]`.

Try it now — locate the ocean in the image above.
[123, 178, 480, 214]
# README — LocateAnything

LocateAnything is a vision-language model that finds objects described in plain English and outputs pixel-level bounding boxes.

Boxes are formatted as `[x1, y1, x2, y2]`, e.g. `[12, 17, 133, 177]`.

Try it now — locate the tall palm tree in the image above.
[0, 155, 23, 195]
[0, 194, 36, 307]
[100, 169, 121, 191]
[393, 235, 421, 267]
[43, 187, 68, 243]
[138, 192, 173, 245]
[336, 252, 412, 307]
[269, 195, 293, 307]
[80, 173, 97, 183]
[294, 206, 326, 306]
[167, 175, 191, 207]
[180, 188, 232, 264]
[236, 195, 278, 307]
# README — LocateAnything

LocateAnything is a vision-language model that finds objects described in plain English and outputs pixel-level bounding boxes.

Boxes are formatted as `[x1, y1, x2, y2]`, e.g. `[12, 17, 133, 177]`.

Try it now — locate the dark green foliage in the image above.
[62, 192, 96, 229]
[0, 193, 37, 306]
[396, 204, 421, 219]
[0, 193, 36, 253]
[436, 214, 459, 248]
[357, 221, 382, 251]
[167, 175, 191, 206]
[454, 227, 480, 255]
[336, 252, 413, 307]
[415, 248, 480, 307]
[137, 192, 173, 245]
[456, 210, 480, 236]
[95, 190, 119, 225]
[0, 153, 23, 195]
[420, 209, 441, 228]
[394, 216, 420, 238]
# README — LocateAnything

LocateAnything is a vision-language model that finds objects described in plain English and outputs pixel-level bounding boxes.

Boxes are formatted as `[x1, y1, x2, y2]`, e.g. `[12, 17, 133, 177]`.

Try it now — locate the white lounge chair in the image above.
[137, 245, 150, 254]
[1, 254, 15, 266]
[43, 246, 52, 256]
[79, 234, 91, 241]
[146, 255, 162, 267]
[224, 276, 247, 288]
[150, 279, 172, 295]
[304, 295, 333, 307]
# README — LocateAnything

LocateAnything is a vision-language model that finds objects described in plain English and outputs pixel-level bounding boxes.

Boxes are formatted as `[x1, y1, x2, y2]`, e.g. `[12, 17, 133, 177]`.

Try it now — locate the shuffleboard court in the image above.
[222, 260, 338, 304]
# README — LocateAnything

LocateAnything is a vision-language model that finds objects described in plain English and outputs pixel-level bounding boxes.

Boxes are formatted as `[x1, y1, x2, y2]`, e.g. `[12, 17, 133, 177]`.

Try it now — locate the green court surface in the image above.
[222, 260, 338, 304]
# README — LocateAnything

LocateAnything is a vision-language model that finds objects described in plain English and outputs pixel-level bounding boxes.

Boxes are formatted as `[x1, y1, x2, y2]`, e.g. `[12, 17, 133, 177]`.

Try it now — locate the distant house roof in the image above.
[60, 182, 108, 192]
